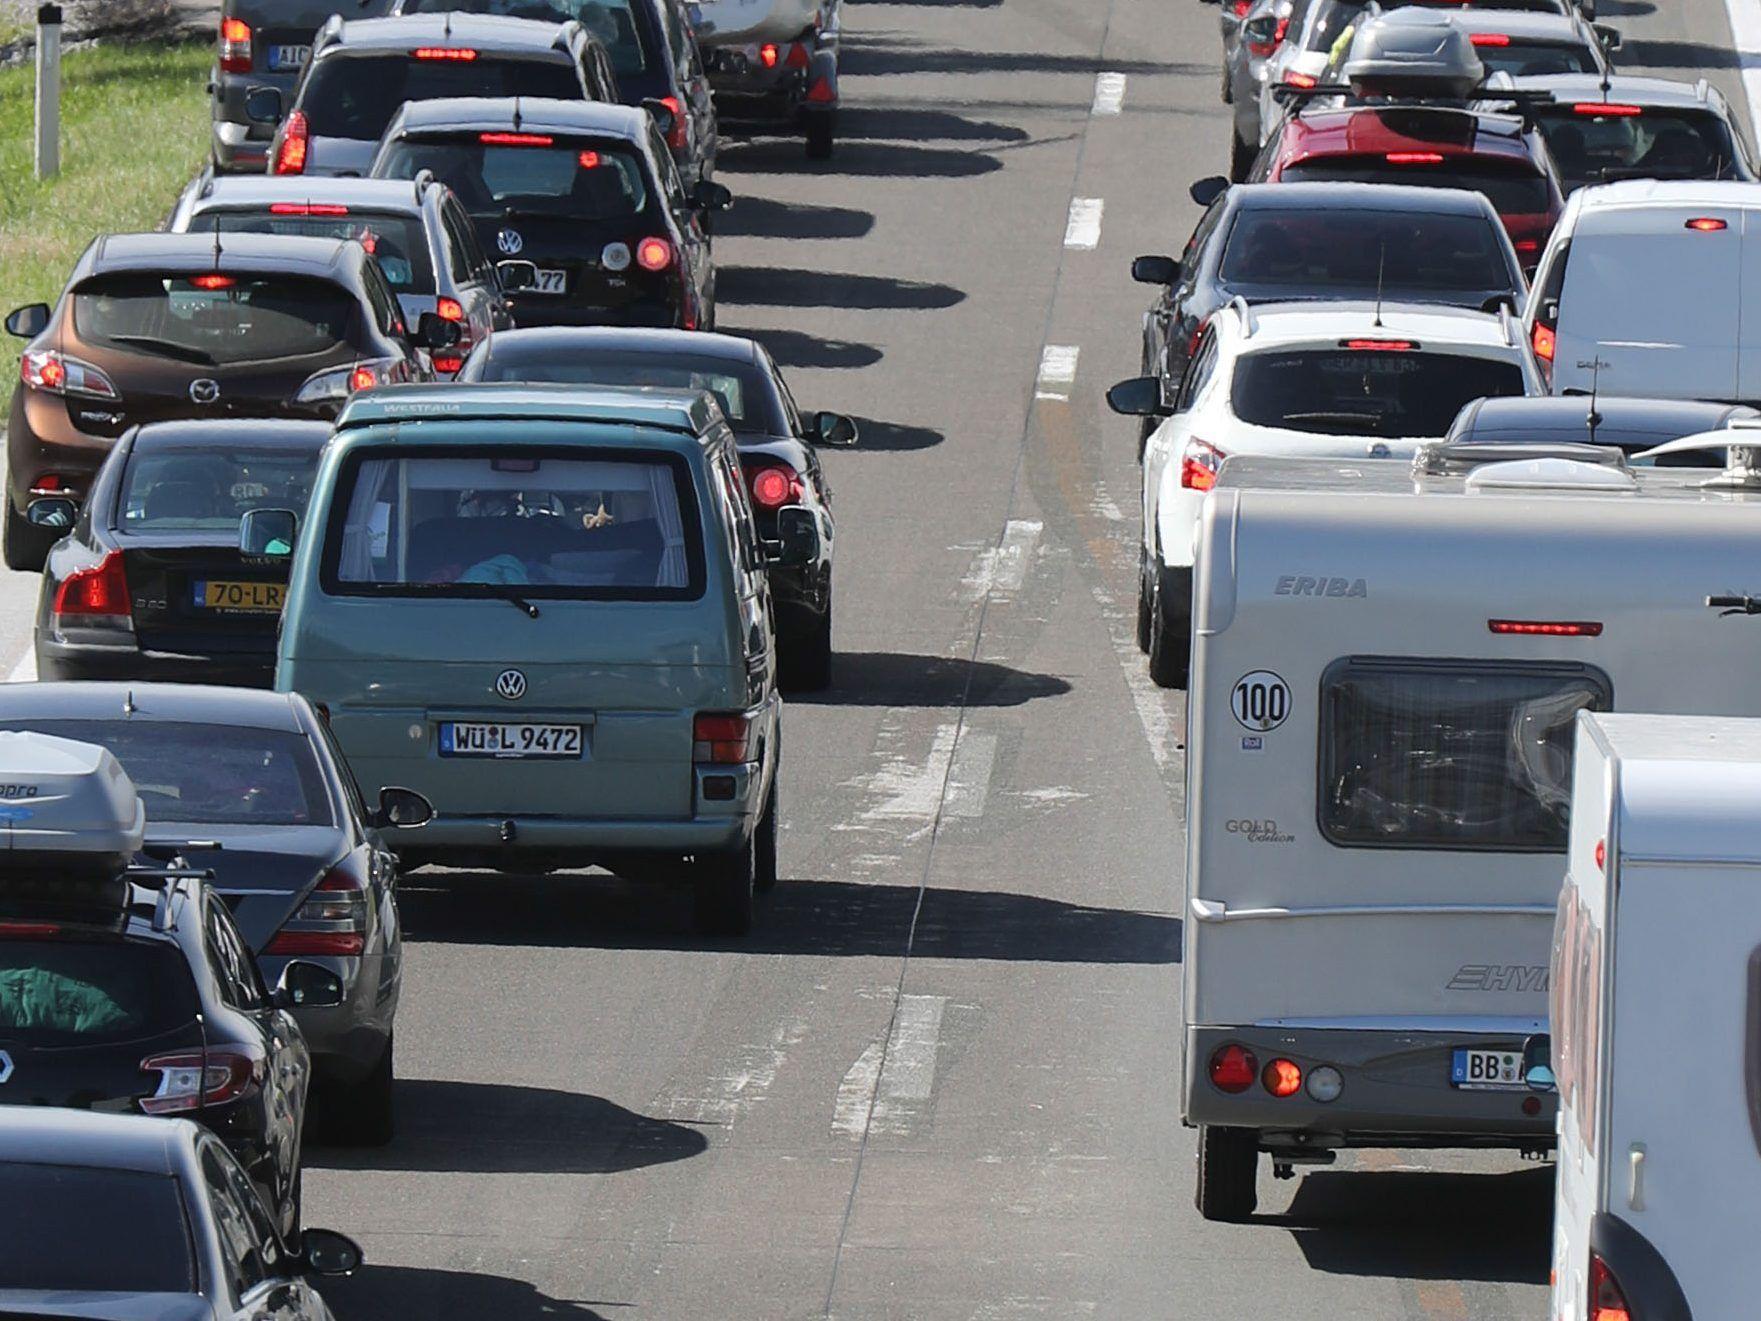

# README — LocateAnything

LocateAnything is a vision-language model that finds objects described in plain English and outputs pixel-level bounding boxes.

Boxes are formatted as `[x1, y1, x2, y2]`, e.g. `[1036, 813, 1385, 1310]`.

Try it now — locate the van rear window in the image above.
[323, 449, 705, 599]
[1318, 657, 1610, 850]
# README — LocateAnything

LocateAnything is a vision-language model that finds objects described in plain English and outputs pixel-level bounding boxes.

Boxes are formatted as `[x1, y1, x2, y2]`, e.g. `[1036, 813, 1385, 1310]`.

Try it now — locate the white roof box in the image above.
[0, 732, 145, 876]
[1343, 9, 1486, 99]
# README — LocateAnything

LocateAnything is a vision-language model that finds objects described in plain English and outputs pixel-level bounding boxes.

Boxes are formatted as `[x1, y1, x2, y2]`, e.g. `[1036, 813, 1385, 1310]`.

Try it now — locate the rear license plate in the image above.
[268, 44, 311, 71]
[195, 580, 285, 613]
[531, 268, 568, 294]
[438, 722, 583, 759]
[1451, 1048, 1526, 1090]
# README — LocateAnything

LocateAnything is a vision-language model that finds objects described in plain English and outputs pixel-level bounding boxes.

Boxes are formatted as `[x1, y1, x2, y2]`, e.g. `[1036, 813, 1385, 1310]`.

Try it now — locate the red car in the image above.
[1246, 103, 1564, 270]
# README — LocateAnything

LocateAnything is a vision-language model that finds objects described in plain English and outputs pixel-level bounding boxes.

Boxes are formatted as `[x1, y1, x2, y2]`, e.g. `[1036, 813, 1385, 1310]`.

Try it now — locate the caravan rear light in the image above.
[1686, 217, 1729, 232]
[1208, 1043, 1258, 1093]
[694, 713, 754, 764]
[1469, 32, 1511, 45]
[1588, 1252, 1632, 1321]
[1386, 152, 1444, 165]
[139, 1045, 264, 1115]
[1531, 320, 1556, 363]
[1182, 440, 1226, 491]
[1488, 619, 1603, 636]
[1573, 102, 1642, 117]
[1262, 1058, 1303, 1097]
[1306, 1066, 1343, 1102]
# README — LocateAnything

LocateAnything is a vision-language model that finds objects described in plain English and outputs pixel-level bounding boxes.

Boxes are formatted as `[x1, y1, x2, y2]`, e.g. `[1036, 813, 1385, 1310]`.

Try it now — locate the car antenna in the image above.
[211, 213, 223, 270]
[513, 96, 523, 132]
[122, 689, 136, 717]
[1373, 239, 1386, 329]
[444, 10, 452, 39]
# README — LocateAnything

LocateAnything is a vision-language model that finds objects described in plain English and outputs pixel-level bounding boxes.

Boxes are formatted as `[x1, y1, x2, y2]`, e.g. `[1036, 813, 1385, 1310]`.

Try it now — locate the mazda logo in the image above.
[189, 379, 221, 405]
[495, 669, 527, 700]
[0, 1050, 13, 1084]
[497, 229, 524, 256]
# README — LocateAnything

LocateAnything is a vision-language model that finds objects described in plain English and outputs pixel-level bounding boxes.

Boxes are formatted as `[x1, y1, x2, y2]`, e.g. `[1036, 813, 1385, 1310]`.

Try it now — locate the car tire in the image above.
[1136, 558, 1154, 655]
[1195, 1125, 1259, 1222]
[1147, 563, 1191, 690]
[3, 500, 51, 573]
[329, 1034, 395, 1148]
[1230, 132, 1257, 184]
[781, 607, 833, 691]
[805, 110, 836, 160]
[754, 776, 779, 894]
[694, 835, 756, 935]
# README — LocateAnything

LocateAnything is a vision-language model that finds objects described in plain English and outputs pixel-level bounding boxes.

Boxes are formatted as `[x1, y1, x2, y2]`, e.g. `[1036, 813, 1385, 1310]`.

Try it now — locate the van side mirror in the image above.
[690, 179, 734, 212]
[298, 1229, 363, 1278]
[1190, 176, 1229, 207]
[1107, 376, 1172, 419]
[244, 87, 284, 125]
[1522, 1033, 1555, 1093]
[497, 260, 537, 292]
[1593, 22, 1621, 49]
[371, 786, 433, 830]
[26, 497, 76, 530]
[767, 506, 819, 568]
[414, 312, 461, 351]
[271, 961, 345, 1010]
[239, 508, 297, 560]
[4, 304, 49, 339]
[641, 97, 678, 140]
[1132, 255, 1181, 286]
[812, 411, 858, 447]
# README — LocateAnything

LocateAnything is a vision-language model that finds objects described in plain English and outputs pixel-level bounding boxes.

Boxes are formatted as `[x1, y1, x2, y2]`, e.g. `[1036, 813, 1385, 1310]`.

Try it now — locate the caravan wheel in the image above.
[1196, 1125, 1259, 1222]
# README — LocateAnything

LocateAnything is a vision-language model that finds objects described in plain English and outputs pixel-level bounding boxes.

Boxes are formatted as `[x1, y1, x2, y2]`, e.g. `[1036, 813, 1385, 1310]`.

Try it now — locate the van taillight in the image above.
[1488, 619, 1602, 636]
[1209, 1043, 1258, 1093]
[219, 16, 252, 73]
[53, 552, 130, 621]
[1588, 1252, 1632, 1321]
[1262, 1058, 1302, 1097]
[694, 713, 754, 765]
[273, 110, 308, 176]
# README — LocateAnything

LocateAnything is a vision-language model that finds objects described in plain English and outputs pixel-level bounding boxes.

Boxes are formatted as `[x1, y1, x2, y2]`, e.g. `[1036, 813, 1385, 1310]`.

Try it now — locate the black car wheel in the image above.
[694, 834, 755, 935]
[1136, 557, 1153, 655]
[1147, 563, 1191, 690]
[754, 776, 779, 894]
[3, 499, 52, 573]
[328, 1034, 395, 1148]
[1196, 1125, 1259, 1222]
[805, 109, 836, 160]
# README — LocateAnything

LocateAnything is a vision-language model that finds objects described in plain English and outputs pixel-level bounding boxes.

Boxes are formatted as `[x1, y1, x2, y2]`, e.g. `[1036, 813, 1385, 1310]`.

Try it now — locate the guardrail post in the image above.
[35, 4, 62, 181]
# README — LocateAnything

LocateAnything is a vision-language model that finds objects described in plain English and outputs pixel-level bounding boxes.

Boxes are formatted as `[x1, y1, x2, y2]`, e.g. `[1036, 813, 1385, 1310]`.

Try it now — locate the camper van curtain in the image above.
[1318, 658, 1611, 851]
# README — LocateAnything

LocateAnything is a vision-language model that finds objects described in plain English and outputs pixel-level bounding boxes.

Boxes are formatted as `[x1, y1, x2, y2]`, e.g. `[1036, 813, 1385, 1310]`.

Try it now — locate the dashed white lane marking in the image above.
[662, 1018, 805, 1127]
[1721, 0, 1761, 130]
[962, 519, 1043, 600]
[1064, 197, 1104, 250]
[852, 721, 960, 835]
[1034, 345, 1080, 401]
[833, 994, 949, 1140]
[8, 649, 36, 684]
[943, 730, 997, 819]
[831, 1041, 884, 1139]
[1091, 71, 1127, 116]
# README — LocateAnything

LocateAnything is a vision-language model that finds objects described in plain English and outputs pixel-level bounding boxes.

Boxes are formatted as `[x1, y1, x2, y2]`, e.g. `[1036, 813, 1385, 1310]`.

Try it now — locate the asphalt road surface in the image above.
[2, 0, 1751, 1314]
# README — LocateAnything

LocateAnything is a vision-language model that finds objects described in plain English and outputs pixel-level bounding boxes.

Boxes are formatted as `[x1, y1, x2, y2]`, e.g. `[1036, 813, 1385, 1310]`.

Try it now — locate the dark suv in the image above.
[3, 232, 452, 570]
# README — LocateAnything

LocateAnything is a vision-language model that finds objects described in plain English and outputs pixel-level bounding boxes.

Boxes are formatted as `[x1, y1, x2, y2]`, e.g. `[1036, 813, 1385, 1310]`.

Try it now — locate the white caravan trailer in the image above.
[1550, 711, 1761, 1321]
[1183, 434, 1761, 1221]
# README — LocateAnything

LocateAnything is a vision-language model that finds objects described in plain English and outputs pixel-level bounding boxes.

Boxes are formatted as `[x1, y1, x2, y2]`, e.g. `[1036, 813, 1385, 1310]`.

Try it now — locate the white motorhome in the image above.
[1183, 434, 1761, 1220]
[1550, 711, 1761, 1321]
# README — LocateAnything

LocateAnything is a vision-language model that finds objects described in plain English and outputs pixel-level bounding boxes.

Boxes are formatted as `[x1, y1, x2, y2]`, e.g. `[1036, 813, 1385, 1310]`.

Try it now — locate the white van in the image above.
[1183, 435, 1761, 1221]
[1525, 179, 1761, 402]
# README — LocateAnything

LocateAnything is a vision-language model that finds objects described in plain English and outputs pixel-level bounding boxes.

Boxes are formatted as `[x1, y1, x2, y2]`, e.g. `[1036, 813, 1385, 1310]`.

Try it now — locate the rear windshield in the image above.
[1233, 348, 1526, 436]
[323, 449, 705, 598]
[375, 137, 649, 221]
[1220, 209, 1514, 300]
[1534, 107, 1738, 186]
[0, 720, 333, 827]
[1473, 40, 1600, 77]
[120, 442, 320, 533]
[73, 274, 355, 367]
[205, 208, 435, 292]
[1280, 157, 1554, 215]
[0, 1165, 195, 1293]
[397, 0, 652, 77]
[474, 352, 785, 434]
[0, 938, 198, 1045]
[300, 53, 583, 141]
[1319, 658, 1611, 850]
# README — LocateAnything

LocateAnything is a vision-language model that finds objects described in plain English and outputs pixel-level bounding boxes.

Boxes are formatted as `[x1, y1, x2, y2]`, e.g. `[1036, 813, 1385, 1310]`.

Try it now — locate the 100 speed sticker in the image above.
[1230, 670, 1291, 732]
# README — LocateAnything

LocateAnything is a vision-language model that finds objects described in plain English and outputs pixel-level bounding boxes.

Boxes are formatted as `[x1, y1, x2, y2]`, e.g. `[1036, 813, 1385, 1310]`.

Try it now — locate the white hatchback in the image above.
[1108, 299, 1542, 687]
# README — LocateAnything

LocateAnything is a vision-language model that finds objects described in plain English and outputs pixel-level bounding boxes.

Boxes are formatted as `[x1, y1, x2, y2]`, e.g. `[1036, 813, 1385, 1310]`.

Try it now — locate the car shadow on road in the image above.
[306, 1080, 707, 1175]
[738, 326, 885, 370]
[1268, 1165, 1553, 1285]
[718, 138, 1004, 179]
[793, 651, 1071, 707]
[1611, 37, 1743, 69]
[839, 416, 943, 450]
[320, 1264, 625, 1319]
[396, 874, 1180, 963]
[835, 105, 1030, 143]
[717, 196, 877, 240]
[718, 265, 966, 310]
[839, 39, 1192, 78]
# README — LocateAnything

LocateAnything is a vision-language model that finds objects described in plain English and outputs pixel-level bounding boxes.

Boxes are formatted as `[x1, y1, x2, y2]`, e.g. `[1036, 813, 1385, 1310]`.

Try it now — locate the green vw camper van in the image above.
[258, 385, 805, 934]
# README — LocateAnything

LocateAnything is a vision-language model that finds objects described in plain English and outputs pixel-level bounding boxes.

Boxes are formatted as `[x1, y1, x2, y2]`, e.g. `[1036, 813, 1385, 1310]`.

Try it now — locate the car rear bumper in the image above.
[1183, 1024, 1556, 1146]
[505, 298, 682, 329]
[36, 637, 275, 687]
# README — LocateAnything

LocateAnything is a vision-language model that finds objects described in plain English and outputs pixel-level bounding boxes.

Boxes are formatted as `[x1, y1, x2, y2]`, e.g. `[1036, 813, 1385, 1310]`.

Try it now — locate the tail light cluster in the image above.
[1208, 1043, 1343, 1103]
[218, 16, 252, 73]
[273, 110, 309, 175]
[636, 237, 674, 272]
[140, 1043, 265, 1114]
[295, 357, 410, 407]
[432, 297, 468, 376]
[1182, 439, 1226, 491]
[657, 94, 688, 152]
[743, 461, 804, 511]
[21, 349, 118, 400]
[1247, 17, 1289, 57]
[53, 551, 131, 627]
[266, 865, 368, 958]
[1588, 1251, 1632, 1321]
[694, 713, 755, 765]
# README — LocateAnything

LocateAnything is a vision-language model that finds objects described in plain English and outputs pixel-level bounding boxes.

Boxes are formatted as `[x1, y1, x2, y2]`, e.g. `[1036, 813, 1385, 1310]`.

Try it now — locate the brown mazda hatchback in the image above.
[3, 232, 456, 571]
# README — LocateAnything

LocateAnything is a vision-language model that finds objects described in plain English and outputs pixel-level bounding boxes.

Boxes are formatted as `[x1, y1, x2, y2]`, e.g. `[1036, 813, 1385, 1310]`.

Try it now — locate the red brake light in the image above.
[659, 94, 687, 150]
[1469, 32, 1511, 45]
[1209, 1043, 1258, 1093]
[1488, 619, 1603, 636]
[1274, 16, 1289, 41]
[436, 297, 465, 322]
[746, 464, 802, 510]
[1589, 1252, 1632, 1321]
[1342, 338, 1414, 351]
[0, 920, 61, 937]
[759, 42, 779, 67]
[479, 131, 554, 146]
[1573, 102, 1642, 117]
[140, 1045, 264, 1115]
[1386, 151, 1445, 165]
[1514, 237, 1541, 254]
[636, 236, 673, 272]
[1285, 70, 1318, 88]
[1182, 439, 1226, 491]
[219, 16, 252, 73]
[694, 713, 754, 764]
[578, 149, 602, 169]
[1594, 839, 1606, 871]
[273, 110, 308, 175]
[414, 47, 477, 60]
[268, 202, 349, 216]
[1686, 217, 1729, 232]
[52, 552, 129, 620]
[1263, 1058, 1303, 1098]
[348, 365, 379, 393]
[1231, 0, 1251, 15]
[189, 274, 235, 291]
[25, 353, 65, 390]
[1531, 320, 1556, 362]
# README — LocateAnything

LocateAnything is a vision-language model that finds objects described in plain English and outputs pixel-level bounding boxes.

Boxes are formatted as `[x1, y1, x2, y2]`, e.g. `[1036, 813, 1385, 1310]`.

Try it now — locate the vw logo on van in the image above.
[497, 229, 525, 256]
[495, 669, 527, 701]
[189, 378, 221, 404]
[0, 1049, 13, 1084]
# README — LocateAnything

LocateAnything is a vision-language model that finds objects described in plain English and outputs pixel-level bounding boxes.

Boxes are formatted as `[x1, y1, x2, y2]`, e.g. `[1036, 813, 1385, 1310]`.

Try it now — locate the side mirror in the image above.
[298, 1228, 364, 1278]
[25, 497, 76, 530]
[690, 179, 734, 212]
[1131, 254, 1181, 286]
[1106, 376, 1172, 419]
[1522, 1033, 1556, 1093]
[414, 312, 461, 351]
[1189, 175, 1229, 207]
[767, 506, 820, 568]
[641, 97, 678, 140]
[1593, 22, 1621, 49]
[239, 508, 297, 560]
[371, 785, 433, 830]
[812, 410, 858, 447]
[244, 86, 284, 125]
[4, 303, 49, 339]
[271, 961, 345, 1010]
[497, 260, 537, 292]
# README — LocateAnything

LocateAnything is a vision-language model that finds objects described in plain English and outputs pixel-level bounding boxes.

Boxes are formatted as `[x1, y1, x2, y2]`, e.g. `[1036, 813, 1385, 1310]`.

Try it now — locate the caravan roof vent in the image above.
[1416, 439, 1629, 477]
[1636, 426, 1761, 487]
[1343, 9, 1486, 100]
[1464, 456, 1639, 492]
[0, 733, 145, 878]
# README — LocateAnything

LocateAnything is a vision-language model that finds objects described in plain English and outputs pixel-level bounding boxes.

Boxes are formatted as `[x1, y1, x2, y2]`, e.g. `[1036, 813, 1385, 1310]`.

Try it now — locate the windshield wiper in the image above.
[105, 335, 215, 365]
[505, 594, 541, 619]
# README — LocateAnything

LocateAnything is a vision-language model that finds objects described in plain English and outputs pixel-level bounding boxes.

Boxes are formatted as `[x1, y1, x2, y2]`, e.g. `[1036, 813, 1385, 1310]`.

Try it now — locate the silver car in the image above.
[1226, 0, 1294, 179]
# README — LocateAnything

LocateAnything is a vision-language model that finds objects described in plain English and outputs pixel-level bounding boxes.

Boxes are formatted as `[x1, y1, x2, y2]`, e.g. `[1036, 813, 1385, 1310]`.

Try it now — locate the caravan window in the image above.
[1318, 657, 1611, 850]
